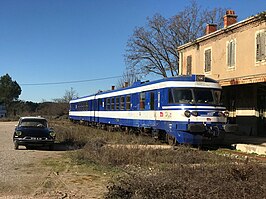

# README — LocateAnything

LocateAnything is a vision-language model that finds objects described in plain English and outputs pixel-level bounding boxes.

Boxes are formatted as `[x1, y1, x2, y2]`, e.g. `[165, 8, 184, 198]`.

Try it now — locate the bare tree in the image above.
[117, 69, 140, 88]
[53, 87, 78, 103]
[125, 14, 177, 77]
[125, 1, 225, 78]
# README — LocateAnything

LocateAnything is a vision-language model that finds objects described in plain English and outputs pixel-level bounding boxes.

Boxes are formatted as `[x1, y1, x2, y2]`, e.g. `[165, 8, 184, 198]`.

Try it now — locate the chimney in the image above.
[111, 86, 115, 90]
[224, 10, 237, 28]
[206, 24, 217, 35]
[124, 82, 129, 88]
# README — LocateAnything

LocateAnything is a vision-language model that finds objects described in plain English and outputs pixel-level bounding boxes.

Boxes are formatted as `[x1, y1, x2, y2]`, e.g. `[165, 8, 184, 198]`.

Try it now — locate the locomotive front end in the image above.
[165, 75, 236, 145]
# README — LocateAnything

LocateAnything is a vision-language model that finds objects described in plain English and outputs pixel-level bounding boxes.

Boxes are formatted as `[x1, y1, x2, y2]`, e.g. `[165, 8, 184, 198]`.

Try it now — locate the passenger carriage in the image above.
[69, 75, 235, 145]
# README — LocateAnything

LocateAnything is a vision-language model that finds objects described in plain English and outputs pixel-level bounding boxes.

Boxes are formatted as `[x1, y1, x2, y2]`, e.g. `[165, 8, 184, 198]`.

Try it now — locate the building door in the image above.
[258, 83, 266, 136]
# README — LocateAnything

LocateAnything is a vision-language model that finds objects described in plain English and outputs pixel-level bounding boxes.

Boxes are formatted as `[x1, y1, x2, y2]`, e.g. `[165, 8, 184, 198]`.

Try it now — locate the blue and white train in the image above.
[69, 75, 235, 145]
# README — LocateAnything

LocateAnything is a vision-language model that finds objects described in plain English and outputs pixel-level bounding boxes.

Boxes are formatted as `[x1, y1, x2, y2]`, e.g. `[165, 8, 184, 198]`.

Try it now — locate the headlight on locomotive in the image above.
[191, 111, 198, 117]
[184, 110, 191, 118]
[218, 111, 230, 117]
[223, 111, 229, 117]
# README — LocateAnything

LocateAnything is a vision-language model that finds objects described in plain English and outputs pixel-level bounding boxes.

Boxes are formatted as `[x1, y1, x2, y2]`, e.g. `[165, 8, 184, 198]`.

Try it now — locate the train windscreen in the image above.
[169, 88, 222, 105]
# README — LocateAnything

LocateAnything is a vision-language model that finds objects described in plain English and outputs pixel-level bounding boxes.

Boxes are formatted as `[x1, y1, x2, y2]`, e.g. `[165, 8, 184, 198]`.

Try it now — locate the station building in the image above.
[178, 10, 266, 136]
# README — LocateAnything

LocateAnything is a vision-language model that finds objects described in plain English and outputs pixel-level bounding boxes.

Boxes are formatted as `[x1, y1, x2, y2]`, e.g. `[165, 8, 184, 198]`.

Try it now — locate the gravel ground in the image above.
[0, 121, 108, 199]
[0, 121, 59, 197]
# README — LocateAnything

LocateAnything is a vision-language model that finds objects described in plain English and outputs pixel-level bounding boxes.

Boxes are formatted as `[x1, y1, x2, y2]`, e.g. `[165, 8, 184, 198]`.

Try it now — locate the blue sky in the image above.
[0, 0, 265, 102]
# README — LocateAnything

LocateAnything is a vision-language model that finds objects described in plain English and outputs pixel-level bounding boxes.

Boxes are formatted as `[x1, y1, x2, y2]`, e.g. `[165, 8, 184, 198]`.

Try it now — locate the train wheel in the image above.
[166, 134, 177, 146]
[107, 125, 114, 132]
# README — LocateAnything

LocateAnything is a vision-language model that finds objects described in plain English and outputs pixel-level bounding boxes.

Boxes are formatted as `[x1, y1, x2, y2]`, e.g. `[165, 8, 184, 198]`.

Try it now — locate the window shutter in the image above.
[205, 49, 211, 72]
[227, 42, 230, 66]
[231, 41, 235, 66]
[229, 41, 233, 67]
[186, 56, 192, 75]
[256, 33, 261, 61]
[261, 31, 266, 60]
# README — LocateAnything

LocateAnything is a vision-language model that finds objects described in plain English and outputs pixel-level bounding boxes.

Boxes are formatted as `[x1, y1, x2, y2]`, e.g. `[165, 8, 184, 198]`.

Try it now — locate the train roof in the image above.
[70, 75, 219, 102]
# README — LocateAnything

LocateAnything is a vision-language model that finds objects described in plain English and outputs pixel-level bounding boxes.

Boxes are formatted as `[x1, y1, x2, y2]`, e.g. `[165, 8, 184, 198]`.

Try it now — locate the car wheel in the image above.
[14, 142, 19, 150]
[49, 144, 54, 151]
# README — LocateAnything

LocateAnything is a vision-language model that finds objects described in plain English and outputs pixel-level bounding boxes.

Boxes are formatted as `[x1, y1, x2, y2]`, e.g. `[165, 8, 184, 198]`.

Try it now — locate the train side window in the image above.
[120, 96, 125, 110]
[140, 92, 145, 110]
[116, 97, 120, 110]
[91, 100, 94, 111]
[111, 97, 115, 110]
[90, 100, 92, 110]
[150, 92, 155, 110]
[126, 95, 131, 110]
[168, 89, 174, 103]
[98, 99, 103, 108]
[98, 99, 102, 110]
[106, 98, 110, 110]
[83, 102, 85, 111]
[85, 101, 89, 111]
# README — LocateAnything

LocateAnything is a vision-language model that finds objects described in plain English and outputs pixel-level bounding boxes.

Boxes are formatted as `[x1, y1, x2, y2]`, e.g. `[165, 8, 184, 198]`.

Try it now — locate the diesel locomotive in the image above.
[69, 75, 236, 145]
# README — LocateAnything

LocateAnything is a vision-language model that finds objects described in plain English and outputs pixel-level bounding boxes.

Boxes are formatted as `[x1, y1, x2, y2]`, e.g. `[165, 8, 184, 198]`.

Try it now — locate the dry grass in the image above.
[51, 120, 266, 199]
[105, 163, 266, 199]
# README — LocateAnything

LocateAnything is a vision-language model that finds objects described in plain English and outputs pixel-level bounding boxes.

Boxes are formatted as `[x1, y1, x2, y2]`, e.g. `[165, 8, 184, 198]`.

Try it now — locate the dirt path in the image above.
[0, 122, 108, 199]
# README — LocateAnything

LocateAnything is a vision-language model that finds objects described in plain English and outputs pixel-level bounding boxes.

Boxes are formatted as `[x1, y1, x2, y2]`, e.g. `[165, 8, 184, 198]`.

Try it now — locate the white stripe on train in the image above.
[69, 110, 227, 123]
[70, 81, 221, 103]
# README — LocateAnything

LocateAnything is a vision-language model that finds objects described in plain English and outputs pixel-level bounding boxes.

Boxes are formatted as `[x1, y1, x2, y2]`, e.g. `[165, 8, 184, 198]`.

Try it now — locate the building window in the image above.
[256, 30, 266, 62]
[204, 49, 211, 73]
[227, 39, 236, 68]
[186, 55, 192, 75]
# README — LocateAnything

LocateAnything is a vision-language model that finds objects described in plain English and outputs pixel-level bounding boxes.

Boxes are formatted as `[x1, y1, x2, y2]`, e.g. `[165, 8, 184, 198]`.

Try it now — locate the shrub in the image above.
[105, 163, 266, 199]
[52, 120, 266, 199]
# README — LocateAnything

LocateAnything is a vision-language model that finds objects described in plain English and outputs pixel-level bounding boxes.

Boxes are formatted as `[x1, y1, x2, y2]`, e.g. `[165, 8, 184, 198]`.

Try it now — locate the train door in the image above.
[131, 93, 138, 127]
[149, 91, 156, 126]
[94, 98, 101, 123]
[93, 96, 98, 123]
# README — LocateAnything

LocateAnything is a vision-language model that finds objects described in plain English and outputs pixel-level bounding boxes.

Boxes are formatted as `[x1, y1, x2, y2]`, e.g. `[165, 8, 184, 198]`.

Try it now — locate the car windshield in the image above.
[19, 119, 47, 128]
[169, 88, 221, 105]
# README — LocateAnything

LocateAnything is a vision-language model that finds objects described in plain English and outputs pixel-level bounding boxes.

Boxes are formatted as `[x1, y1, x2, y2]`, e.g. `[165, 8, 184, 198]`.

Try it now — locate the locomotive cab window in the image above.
[169, 88, 193, 104]
[168, 88, 221, 105]
[213, 90, 222, 105]
[194, 89, 214, 104]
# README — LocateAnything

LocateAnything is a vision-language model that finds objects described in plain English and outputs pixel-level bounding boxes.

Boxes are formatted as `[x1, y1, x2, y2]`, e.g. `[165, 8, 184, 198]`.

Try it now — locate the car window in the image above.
[19, 119, 47, 128]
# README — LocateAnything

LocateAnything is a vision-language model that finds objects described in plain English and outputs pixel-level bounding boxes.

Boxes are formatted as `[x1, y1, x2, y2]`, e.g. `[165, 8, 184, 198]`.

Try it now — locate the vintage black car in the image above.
[13, 117, 56, 150]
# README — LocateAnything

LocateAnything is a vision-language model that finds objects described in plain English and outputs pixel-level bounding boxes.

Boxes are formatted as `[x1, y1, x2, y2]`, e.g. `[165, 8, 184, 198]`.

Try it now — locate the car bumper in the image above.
[13, 137, 54, 146]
